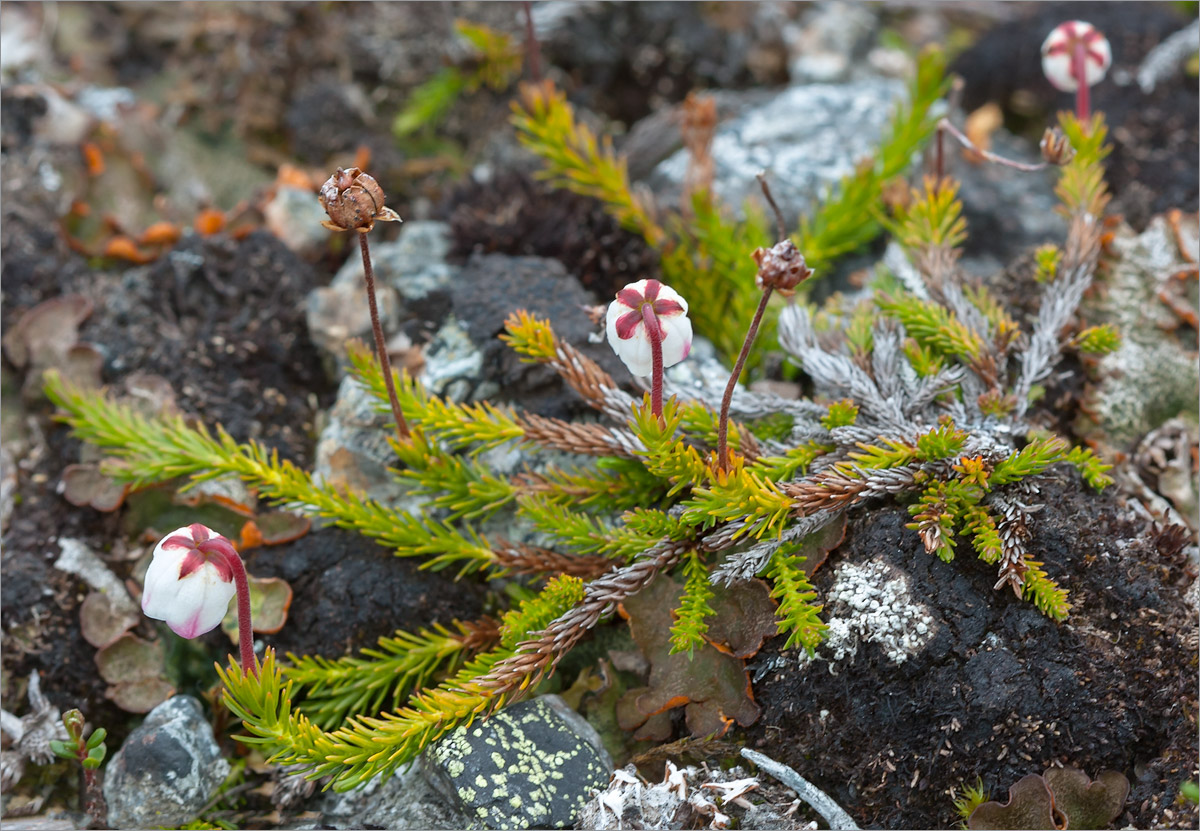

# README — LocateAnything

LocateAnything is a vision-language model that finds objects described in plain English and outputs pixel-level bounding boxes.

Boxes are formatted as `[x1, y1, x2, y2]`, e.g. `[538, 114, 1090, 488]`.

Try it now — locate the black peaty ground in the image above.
[747, 468, 1197, 829]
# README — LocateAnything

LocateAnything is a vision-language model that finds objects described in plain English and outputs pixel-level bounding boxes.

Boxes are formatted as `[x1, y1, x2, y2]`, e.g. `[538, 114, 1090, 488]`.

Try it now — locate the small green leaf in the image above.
[85, 727, 107, 750]
[49, 739, 75, 760]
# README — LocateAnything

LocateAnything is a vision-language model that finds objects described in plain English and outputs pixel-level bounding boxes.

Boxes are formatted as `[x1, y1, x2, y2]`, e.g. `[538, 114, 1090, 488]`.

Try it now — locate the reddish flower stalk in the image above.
[318, 167, 409, 441]
[641, 303, 666, 417]
[716, 174, 811, 472]
[359, 232, 410, 441]
[223, 546, 256, 676]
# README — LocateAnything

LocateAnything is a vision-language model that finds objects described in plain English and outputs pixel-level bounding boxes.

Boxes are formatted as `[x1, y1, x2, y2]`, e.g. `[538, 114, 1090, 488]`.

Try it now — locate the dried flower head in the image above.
[1041, 21, 1112, 92]
[319, 167, 402, 233]
[1039, 126, 1076, 166]
[752, 239, 812, 297]
[605, 279, 692, 377]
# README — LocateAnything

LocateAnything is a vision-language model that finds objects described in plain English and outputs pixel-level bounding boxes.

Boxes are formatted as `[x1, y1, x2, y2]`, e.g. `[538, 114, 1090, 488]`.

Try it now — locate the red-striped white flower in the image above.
[142, 524, 238, 639]
[1041, 21, 1112, 92]
[605, 279, 692, 377]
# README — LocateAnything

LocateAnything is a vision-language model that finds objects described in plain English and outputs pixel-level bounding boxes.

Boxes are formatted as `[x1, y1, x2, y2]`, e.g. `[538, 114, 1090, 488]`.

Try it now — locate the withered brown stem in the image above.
[358, 232, 410, 440]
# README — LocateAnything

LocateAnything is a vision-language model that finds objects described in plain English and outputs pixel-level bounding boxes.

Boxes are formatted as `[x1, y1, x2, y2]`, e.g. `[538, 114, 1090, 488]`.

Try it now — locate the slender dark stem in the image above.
[1072, 40, 1090, 121]
[717, 287, 772, 472]
[224, 551, 256, 677]
[522, 1, 542, 82]
[359, 232, 410, 440]
[756, 171, 787, 241]
[642, 305, 664, 419]
[934, 124, 945, 188]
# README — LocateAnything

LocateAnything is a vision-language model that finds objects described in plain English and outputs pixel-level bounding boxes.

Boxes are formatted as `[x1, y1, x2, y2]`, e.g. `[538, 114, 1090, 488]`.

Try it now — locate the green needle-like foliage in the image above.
[512, 47, 948, 368]
[48, 72, 1117, 790]
[765, 542, 826, 655]
[285, 620, 483, 730]
[669, 550, 717, 657]
[219, 576, 585, 791]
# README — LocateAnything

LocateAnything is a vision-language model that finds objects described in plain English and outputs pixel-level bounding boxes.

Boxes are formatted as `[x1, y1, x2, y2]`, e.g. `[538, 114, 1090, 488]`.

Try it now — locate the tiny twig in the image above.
[937, 118, 1047, 173]
[740, 748, 860, 830]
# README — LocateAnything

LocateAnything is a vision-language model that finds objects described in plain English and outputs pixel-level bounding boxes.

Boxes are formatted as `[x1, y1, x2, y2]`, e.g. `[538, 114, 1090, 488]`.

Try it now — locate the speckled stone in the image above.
[102, 696, 230, 829]
[424, 695, 612, 829]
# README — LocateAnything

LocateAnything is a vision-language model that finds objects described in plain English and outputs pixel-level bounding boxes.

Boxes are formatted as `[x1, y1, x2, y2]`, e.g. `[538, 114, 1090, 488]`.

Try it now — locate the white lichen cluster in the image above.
[801, 559, 937, 667]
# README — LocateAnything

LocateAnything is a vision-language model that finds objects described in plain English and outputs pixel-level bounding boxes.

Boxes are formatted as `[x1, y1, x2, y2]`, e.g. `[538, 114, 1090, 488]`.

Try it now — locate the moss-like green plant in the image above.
[511, 48, 950, 368]
[45, 101, 1114, 795]
[393, 20, 522, 139]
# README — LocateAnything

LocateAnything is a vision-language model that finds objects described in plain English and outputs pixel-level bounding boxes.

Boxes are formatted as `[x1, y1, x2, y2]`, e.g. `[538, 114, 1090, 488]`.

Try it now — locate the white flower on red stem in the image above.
[142, 523, 237, 639]
[1041, 21, 1112, 92]
[605, 279, 692, 377]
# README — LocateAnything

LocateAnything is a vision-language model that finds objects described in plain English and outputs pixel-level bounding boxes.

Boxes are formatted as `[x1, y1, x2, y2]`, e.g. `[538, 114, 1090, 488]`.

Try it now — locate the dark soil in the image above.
[443, 170, 662, 303]
[245, 527, 488, 660]
[951, 2, 1198, 229]
[748, 469, 1198, 830]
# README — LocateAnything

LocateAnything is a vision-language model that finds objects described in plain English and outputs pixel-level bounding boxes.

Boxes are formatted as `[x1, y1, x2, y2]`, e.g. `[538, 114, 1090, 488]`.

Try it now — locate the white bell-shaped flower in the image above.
[605, 279, 692, 377]
[1041, 21, 1112, 92]
[142, 523, 238, 639]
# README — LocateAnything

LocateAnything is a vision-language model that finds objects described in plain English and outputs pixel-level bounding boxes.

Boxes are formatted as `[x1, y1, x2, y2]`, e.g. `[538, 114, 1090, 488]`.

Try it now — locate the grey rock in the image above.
[307, 221, 459, 376]
[424, 695, 612, 829]
[312, 375, 412, 508]
[420, 315, 493, 404]
[312, 762, 470, 831]
[264, 185, 329, 258]
[332, 220, 458, 317]
[305, 271, 400, 375]
[648, 79, 908, 230]
[103, 696, 230, 829]
[436, 254, 629, 419]
[783, 0, 879, 84]
[1079, 215, 1199, 448]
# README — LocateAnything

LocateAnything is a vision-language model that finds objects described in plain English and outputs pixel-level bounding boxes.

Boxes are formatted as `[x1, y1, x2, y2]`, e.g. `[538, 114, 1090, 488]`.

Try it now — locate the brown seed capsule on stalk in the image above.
[318, 167, 401, 233]
[1039, 127, 1076, 166]
[751, 239, 812, 297]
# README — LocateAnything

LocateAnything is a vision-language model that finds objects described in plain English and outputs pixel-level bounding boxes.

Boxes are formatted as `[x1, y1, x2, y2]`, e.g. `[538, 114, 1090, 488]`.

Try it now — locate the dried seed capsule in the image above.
[318, 167, 401, 232]
[1039, 127, 1076, 166]
[752, 239, 812, 296]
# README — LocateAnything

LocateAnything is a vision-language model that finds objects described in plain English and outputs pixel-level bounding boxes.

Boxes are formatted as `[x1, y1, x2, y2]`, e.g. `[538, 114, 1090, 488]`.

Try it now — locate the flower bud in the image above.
[605, 279, 692, 377]
[1041, 21, 1112, 92]
[752, 239, 812, 297]
[1039, 127, 1076, 166]
[318, 167, 402, 233]
[142, 523, 238, 639]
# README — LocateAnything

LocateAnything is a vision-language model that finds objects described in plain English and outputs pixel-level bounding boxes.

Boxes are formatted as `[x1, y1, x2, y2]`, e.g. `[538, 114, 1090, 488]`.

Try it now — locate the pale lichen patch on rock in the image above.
[801, 558, 938, 668]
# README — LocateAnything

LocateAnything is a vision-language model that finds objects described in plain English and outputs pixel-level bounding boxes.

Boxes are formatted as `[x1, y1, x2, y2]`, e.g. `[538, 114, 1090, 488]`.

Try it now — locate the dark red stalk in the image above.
[716, 288, 772, 471]
[1072, 39, 1090, 121]
[359, 232, 410, 441]
[522, 1, 542, 82]
[934, 124, 945, 190]
[82, 768, 106, 828]
[223, 550, 256, 677]
[642, 304, 665, 419]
